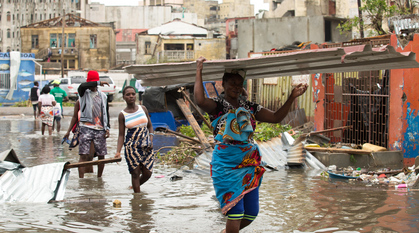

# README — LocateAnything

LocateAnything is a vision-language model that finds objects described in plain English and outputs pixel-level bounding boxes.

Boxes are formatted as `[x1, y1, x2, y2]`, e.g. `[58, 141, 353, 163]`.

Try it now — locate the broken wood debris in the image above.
[64, 157, 121, 169]
[304, 146, 372, 155]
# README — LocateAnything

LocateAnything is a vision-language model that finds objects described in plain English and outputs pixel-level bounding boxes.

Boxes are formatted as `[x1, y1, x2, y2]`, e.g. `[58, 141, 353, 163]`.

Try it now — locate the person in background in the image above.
[38, 85, 56, 135]
[63, 70, 110, 178]
[194, 57, 308, 233]
[135, 79, 146, 104]
[50, 80, 69, 132]
[115, 86, 154, 193]
[47, 48, 52, 62]
[30, 81, 40, 119]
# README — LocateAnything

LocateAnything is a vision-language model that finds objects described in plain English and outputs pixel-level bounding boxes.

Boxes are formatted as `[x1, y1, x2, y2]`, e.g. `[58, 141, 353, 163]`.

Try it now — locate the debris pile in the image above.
[323, 165, 419, 189]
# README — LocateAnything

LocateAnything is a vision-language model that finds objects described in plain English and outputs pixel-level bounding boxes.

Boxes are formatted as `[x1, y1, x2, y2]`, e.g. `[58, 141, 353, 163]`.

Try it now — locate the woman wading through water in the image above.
[115, 86, 155, 193]
[194, 57, 307, 233]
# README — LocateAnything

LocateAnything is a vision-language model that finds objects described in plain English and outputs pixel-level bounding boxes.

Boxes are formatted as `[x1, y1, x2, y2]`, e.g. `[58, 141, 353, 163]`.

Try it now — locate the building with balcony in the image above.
[20, 14, 116, 73]
[0, 0, 84, 53]
[116, 29, 147, 66]
[135, 19, 225, 64]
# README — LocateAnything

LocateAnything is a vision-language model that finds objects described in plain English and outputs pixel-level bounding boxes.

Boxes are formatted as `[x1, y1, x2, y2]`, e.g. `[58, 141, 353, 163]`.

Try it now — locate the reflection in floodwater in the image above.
[128, 193, 154, 232]
[0, 117, 418, 232]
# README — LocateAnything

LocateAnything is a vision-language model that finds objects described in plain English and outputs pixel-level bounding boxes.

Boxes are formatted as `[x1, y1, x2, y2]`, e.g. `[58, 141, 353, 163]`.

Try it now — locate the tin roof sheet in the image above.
[0, 162, 69, 203]
[148, 20, 208, 35]
[124, 44, 419, 86]
[194, 133, 326, 171]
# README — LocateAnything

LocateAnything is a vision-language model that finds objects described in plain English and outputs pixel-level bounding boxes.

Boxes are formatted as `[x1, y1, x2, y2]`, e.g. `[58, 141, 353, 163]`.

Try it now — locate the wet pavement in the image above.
[0, 116, 419, 232]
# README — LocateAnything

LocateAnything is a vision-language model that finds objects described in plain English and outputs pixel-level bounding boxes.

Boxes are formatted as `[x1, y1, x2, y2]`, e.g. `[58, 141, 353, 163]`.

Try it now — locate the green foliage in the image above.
[254, 122, 292, 141]
[350, 155, 357, 163]
[178, 113, 212, 137]
[12, 100, 31, 107]
[337, 0, 412, 36]
[145, 56, 169, 64]
[62, 101, 74, 107]
[157, 142, 198, 165]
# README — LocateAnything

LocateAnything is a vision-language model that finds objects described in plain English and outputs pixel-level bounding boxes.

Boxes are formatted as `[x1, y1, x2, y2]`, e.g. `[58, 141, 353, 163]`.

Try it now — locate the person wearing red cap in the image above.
[64, 70, 110, 178]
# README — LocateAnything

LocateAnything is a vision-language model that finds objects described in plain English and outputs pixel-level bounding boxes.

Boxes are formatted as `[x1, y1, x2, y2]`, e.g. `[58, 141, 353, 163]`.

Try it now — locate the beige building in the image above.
[264, 0, 356, 18]
[20, 14, 116, 72]
[136, 19, 225, 64]
[219, 0, 254, 19]
[0, 0, 84, 53]
[263, 0, 362, 37]
[183, 0, 219, 26]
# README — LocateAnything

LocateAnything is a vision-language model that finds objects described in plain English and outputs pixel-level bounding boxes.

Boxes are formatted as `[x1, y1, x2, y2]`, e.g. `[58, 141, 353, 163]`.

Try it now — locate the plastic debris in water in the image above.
[170, 175, 183, 181]
[113, 199, 121, 208]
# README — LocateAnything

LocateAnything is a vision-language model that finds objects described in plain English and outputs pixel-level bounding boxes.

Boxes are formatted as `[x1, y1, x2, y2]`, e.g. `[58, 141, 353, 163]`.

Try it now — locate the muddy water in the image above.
[0, 116, 418, 232]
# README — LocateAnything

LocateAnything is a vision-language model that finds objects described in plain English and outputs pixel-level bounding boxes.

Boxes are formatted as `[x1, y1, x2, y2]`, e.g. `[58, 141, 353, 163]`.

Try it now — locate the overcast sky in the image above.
[94, 0, 269, 15]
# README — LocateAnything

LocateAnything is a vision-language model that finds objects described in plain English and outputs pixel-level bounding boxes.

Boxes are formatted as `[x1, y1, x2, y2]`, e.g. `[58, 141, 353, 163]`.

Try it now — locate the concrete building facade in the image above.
[20, 14, 116, 72]
[136, 19, 225, 64]
[236, 16, 352, 58]
[85, 3, 175, 29]
[264, 0, 357, 18]
[219, 0, 254, 19]
[83, 2, 202, 66]
[0, 0, 84, 53]
[182, 0, 219, 27]
[116, 29, 147, 65]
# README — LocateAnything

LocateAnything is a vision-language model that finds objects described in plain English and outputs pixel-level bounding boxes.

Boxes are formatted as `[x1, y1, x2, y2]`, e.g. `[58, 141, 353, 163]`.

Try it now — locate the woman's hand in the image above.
[147, 136, 154, 152]
[105, 130, 110, 138]
[114, 152, 121, 159]
[100, 81, 110, 87]
[64, 132, 70, 139]
[196, 56, 206, 71]
[291, 84, 308, 99]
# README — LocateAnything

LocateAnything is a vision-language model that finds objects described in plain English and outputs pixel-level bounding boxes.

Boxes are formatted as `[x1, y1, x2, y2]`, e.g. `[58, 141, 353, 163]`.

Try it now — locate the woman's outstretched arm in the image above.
[194, 56, 217, 114]
[255, 84, 308, 123]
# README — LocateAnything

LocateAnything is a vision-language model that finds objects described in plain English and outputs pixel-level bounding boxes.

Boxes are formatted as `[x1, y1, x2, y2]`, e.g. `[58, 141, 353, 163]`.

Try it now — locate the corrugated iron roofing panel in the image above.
[0, 162, 69, 203]
[148, 21, 208, 35]
[124, 44, 419, 86]
[256, 137, 288, 169]
[194, 133, 325, 171]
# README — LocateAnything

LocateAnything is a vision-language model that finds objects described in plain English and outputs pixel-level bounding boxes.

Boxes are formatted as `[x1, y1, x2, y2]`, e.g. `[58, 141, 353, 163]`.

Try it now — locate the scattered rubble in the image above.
[322, 164, 419, 190]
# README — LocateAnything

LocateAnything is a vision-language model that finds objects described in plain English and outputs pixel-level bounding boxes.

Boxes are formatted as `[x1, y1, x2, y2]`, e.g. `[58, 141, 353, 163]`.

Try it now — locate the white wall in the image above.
[86, 4, 173, 29]
[237, 16, 351, 58]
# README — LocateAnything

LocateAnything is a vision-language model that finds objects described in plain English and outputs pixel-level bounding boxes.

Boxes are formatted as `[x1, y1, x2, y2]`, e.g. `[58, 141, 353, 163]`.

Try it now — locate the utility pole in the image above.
[357, 0, 364, 38]
[61, 10, 65, 78]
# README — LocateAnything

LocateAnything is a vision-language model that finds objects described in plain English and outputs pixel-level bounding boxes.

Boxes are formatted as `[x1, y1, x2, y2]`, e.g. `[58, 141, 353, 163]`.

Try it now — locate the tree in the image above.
[338, 0, 416, 37]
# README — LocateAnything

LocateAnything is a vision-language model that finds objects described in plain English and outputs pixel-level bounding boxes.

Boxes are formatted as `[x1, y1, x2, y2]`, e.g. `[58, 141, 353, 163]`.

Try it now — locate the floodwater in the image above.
[0, 116, 419, 233]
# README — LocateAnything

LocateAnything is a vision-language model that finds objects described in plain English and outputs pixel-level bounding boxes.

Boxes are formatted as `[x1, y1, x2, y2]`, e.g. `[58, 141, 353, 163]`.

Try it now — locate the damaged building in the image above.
[19, 13, 116, 72]
[135, 19, 225, 64]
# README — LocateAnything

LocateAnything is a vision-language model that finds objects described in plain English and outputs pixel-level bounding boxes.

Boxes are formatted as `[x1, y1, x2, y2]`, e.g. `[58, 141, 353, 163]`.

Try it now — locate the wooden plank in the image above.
[304, 125, 352, 136]
[181, 90, 211, 129]
[64, 157, 121, 169]
[304, 146, 371, 155]
[155, 127, 202, 144]
[176, 98, 212, 151]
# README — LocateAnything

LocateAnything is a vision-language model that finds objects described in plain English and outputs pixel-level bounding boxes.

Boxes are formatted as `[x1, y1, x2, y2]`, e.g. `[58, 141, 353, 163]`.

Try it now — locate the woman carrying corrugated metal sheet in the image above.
[194, 57, 307, 233]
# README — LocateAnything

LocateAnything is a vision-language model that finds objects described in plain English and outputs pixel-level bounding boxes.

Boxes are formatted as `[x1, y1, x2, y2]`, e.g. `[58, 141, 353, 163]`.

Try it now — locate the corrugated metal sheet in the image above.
[249, 76, 314, 118]
[124, 44, 419, 86]
[194, 133, 326, 171]
[148, 20, 208, 35]
[0, 162, 69, 203]
[256, 137, 288, 169]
